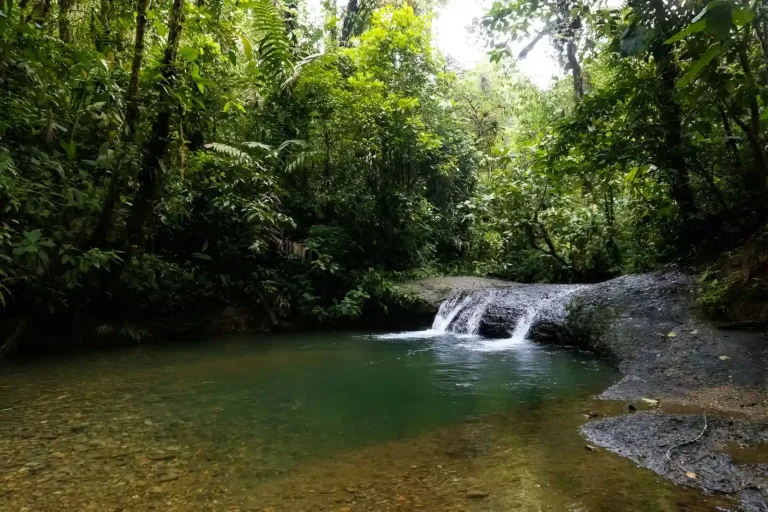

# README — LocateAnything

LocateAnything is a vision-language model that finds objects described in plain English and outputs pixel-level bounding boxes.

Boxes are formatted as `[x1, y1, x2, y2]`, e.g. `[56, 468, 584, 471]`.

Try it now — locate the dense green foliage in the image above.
[471, 0, 768, 281]
[1, 0, 767, 351]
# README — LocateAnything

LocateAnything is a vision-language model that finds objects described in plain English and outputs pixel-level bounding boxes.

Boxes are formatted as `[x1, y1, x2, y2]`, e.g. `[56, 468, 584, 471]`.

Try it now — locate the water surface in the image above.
[0, 331, 733, 510]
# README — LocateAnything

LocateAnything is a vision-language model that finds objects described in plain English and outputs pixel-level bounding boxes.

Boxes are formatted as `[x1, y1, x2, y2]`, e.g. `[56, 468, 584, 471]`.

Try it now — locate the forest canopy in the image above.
[0, 0, 766, 349]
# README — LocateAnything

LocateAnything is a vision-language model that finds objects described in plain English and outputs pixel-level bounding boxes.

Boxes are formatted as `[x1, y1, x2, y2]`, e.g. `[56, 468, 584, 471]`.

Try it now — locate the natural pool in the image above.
[0, 331, 733, 511]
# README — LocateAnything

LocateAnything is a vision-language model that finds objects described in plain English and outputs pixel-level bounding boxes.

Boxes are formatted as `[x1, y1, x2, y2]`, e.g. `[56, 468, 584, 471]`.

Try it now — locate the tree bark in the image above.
[90, 0, 150, 248]
[340, 0, 362, 45]
[518, 25, 550, 60]
[555, 0, 583, 101]
[647, 0, 698, 223]
[96, 0, 112, 51]
[58, 0, 71, 42]
[566, 37, 583, 100]
[124, 0, 185, 252]
[124, 0, 149, 140]
[735, 40, 768, 216]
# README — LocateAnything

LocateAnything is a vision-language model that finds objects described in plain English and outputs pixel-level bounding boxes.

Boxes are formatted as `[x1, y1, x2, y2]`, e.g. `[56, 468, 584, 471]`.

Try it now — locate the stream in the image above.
[0, 295, 737, 511]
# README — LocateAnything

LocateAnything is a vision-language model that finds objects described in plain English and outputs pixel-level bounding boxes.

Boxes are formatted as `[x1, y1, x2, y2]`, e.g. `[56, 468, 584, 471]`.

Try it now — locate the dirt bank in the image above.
[396, 276, 514, 310]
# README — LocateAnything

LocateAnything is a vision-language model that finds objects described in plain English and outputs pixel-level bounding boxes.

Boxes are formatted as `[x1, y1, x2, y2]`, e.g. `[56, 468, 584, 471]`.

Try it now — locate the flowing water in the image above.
[0, 296, 735, 511]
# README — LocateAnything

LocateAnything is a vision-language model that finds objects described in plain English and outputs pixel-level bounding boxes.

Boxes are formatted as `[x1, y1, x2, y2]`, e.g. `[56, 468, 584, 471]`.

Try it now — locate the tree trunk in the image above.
[97, 0, 111, 51]
[566, 37, 583, 100]
[58, 0, 71, 42]
[90, 0, 150, 248]
[124, 0, 149, 140]
[647, 0, 698, 223]
[653, 49, 698, 221]
[124, 0, 185, 252]
[340, 0, 360, 45]
[735, 41, 768, 216]
[556, 0, 583, 101]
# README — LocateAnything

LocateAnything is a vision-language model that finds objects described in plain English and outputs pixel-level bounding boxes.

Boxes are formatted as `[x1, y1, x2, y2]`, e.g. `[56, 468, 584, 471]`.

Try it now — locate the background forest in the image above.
[1, 0, 766, 351]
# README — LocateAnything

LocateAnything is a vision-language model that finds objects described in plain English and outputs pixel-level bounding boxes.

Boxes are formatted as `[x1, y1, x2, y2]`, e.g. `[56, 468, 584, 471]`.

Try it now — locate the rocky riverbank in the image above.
[401, 272, 768, 510]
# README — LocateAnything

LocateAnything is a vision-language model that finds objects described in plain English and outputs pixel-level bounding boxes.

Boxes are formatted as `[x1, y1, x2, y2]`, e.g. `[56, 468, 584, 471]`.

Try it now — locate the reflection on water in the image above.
[0, 332, 734, 511]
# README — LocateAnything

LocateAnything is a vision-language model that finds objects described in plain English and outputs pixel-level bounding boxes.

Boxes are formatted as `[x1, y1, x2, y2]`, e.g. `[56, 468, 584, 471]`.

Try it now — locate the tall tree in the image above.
[90, 0, 150, 248]
[58, 0, 71, 42]
[124, 0, 186, 251]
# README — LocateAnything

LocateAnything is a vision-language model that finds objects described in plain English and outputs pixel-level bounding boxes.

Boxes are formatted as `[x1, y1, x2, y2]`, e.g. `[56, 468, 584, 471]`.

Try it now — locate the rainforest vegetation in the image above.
[0, 0, 766, 352]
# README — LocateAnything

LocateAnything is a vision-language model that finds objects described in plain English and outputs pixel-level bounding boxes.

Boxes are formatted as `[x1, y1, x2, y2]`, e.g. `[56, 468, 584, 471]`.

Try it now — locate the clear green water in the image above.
[0, 331, 734, 511]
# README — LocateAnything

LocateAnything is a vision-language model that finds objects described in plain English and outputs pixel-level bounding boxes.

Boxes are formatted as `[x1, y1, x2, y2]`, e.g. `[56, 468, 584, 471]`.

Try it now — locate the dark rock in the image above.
[465, 490, 489, 499]
[583, 412, 768, 511]
[477, 304, 522, 338]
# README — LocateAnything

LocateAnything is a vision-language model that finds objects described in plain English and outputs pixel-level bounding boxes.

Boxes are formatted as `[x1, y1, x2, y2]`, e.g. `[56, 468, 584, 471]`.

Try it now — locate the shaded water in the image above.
[0, 332, 733, 511]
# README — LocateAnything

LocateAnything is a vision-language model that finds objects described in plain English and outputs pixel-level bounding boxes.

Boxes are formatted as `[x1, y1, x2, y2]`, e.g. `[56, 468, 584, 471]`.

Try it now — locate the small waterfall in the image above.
[509, 306, 538, 344]
[431, 289, 496, 334]
[431, 294, 473, 331]
[431, 285, 584, 342]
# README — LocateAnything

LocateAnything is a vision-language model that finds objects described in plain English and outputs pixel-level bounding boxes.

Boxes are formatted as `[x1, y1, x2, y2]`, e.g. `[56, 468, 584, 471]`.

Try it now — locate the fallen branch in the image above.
[665, 413, 707, 467]
[665, 415, 762, 495]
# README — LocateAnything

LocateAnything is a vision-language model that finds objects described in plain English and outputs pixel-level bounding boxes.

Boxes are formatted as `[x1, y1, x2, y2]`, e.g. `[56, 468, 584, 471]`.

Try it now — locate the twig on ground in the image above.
[665, 415, 760, 495]
[665, 414, 708, 466]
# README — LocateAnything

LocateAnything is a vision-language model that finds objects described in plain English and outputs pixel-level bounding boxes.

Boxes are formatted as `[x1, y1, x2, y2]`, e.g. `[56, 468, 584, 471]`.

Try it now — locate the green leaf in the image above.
[192, 252, 212, 261]
[180, 46, 199, 61]
[664, 19, 706, 44]
[238, 33, 253, 59]
[24, 230, 42, 243]
[676, 43, 725, 89]
[732, 6, 755, 27]
[705, 5, 733, 41]
[60, 141, 76, 160]
[153, 19, 168, 37]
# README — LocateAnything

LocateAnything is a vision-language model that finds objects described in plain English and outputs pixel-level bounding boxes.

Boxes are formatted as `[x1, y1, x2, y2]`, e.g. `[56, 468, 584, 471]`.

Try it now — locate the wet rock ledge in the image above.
[401, 272, 768, 510]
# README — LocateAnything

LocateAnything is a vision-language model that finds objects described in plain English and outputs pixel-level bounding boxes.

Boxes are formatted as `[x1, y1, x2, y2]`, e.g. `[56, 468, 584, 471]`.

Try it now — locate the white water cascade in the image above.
[431, 285, 583, 341]
[377, 284, 583, 350]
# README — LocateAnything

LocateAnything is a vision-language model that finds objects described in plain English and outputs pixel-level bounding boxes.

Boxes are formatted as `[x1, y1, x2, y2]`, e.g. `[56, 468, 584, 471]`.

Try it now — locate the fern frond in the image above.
[276, 139, 307, 153]
[95, 324, 116, 336]
[205, 142, 252, 164]
[242, 141, 273, 151]
[247, 0, 294, 79]
[285, 150, 319, 173]
[119, 325, 152, 343]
